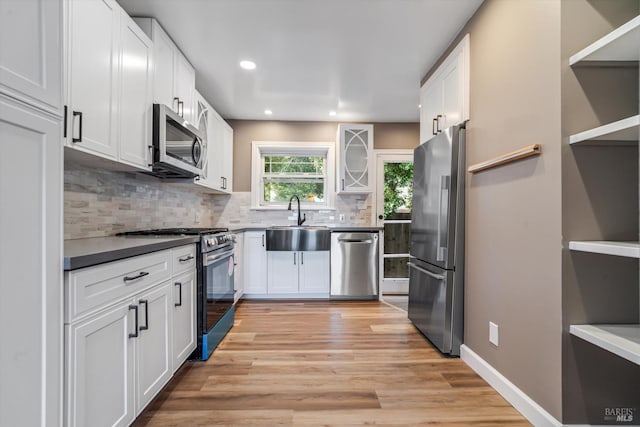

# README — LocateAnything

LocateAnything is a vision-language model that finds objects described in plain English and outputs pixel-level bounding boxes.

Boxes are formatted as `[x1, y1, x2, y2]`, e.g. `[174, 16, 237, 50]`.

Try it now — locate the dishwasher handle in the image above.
[338, 238, 373, 243]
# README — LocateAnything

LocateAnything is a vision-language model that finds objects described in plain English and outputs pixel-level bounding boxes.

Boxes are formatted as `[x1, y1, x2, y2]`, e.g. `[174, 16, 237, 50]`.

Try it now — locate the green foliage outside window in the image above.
[383, 162, 413, 218]
[263, 155, 326, 204]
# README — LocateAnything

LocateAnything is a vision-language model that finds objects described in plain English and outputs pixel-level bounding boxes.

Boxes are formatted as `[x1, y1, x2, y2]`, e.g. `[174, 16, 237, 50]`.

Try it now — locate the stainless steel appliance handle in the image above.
[128, 305, 139, 338]
[408, 262, 445, 280]
[338, 239, 373, 243]
[436, 175, 450, 262]
[139, 299, 149, 331]
[203, 248, 235, 266]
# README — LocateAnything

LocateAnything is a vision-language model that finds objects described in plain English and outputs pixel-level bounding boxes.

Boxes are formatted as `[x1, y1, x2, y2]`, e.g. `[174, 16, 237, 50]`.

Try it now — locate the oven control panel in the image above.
[202, 233, 234, 252]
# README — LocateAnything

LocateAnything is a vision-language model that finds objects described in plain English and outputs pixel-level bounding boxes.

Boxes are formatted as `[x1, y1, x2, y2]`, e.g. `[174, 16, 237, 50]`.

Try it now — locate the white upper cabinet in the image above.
[194, 90, 233, 194]
[66, 0, 120, 160]
[65, 0, 153, 171]
[337, 123, 374, 193]
[118, 12, 153, 169]
[0, 0, 62, 115]
[419, 34, 469, 143]
[134, 18, 196, 124]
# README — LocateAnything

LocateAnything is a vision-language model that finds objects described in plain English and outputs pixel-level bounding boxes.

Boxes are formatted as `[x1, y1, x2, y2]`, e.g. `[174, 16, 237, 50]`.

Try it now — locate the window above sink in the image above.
[251, 141, 336, 210]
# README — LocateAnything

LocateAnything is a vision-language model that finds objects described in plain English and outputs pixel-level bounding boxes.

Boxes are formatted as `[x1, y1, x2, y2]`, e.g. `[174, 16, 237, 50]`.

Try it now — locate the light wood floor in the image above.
[134, 301, 530, 426]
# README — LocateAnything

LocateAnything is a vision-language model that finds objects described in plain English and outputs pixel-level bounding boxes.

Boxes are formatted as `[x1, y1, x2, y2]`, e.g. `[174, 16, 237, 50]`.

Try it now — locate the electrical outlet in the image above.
[489, 322, 499, 346]
[339, 214, 345, 222]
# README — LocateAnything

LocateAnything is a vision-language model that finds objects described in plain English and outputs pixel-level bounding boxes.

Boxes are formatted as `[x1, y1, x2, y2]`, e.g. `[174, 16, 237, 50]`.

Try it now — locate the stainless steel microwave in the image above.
[150, 103, 206, 178]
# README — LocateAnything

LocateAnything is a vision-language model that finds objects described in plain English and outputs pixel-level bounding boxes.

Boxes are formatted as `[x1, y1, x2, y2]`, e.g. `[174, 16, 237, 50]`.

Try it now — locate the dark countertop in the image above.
[231, 226, 383, 233]
[64, 235, 200, 271]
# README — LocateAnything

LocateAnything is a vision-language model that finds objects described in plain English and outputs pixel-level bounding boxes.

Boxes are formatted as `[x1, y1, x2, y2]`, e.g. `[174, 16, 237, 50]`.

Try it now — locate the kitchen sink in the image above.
[266, 226, 330, 251]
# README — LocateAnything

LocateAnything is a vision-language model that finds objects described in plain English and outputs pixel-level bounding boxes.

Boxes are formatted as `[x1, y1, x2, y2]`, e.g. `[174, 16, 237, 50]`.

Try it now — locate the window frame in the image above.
[251, 141, 336, 210]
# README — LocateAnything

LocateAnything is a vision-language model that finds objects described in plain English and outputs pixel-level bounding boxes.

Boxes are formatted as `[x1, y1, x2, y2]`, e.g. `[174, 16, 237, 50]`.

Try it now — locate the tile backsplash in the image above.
[64, 162, 215, 239]
[211, 192, 373, 228]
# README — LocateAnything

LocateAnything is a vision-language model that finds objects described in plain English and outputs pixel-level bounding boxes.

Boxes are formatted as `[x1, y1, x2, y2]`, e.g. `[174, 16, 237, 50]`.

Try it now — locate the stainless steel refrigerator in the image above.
[408, 123, 466, 356]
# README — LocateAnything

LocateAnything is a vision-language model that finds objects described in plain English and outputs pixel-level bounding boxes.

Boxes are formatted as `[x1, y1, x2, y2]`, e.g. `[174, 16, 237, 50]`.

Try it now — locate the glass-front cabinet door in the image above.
[337, 124, 373, 193]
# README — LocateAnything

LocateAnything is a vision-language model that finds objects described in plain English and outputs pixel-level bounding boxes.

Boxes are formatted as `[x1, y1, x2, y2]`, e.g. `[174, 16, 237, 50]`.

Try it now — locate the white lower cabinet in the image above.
[65, 302, 136, 427]
[135, 282, 173, 412]
[299, 251, 331, 294]
[267, 252, 299, 293]
[243, 231, 268, 294]
[233, 233, 245, 302]
[65, 245, 197, 426]
[171, 270, 197, 370]
[266, 251, 330, 295]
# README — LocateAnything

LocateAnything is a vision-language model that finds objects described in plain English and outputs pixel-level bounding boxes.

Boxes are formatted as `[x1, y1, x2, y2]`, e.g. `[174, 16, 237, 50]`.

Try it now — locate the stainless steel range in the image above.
[118, 227, 235, 360]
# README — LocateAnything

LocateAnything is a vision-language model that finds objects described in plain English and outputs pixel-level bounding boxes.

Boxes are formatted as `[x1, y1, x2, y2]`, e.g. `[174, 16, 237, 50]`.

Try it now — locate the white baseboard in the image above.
[460, 344, 561, 427]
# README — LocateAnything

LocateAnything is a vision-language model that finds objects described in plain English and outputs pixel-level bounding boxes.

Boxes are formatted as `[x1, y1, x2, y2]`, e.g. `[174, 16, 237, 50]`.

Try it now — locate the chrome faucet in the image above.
[287, 195, 306, 226]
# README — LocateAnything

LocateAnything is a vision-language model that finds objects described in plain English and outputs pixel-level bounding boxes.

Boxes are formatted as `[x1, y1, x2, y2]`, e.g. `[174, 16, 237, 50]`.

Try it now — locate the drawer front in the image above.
[172, 244, 197, 275]
[66, 250, 171, 323]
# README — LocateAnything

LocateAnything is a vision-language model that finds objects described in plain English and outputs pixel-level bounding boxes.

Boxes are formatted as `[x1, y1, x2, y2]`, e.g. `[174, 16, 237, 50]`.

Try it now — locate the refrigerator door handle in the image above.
[408, 262, 445, 280]
[436, 175, 450, 262]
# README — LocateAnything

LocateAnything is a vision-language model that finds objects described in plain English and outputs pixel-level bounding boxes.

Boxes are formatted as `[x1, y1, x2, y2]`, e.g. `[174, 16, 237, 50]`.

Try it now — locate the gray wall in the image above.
[228, 120, 419, 192]
[424, 0, 564, 419]
[560, 0, 640, 423]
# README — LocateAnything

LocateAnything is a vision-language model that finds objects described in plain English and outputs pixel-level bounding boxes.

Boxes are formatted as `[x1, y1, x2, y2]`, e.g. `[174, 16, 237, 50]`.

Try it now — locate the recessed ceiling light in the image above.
[240, 60, 256, 70]
[264, 109, 273, 115]
[329, 111, 337, 116]
[418, 104, 422, 109]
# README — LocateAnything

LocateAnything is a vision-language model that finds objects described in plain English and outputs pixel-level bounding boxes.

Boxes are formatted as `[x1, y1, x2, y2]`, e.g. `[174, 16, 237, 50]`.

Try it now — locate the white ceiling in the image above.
[118, 0, 483, 122]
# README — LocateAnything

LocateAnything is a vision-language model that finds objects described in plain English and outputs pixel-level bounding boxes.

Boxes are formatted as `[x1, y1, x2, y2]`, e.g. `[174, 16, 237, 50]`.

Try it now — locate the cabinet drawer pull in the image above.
[123, 271, 149, 282]
[178, 255, 194, 263]
[341, 179, 345, 191]
[436, 114, 443, 133]
[175, 282, 182, 307]
[173, 97, 180, 113]
[301, 252, 304, 265]
[72, 111, 83, 143]
[139, 300, 149, 331]
[178, 101, 184, 117]
[432, 117, 438, 136]
[262, 234, 265, 247]
[63, 105, 68, 138]
[293, 252, 296, 265]
[128, 305, 139, 338]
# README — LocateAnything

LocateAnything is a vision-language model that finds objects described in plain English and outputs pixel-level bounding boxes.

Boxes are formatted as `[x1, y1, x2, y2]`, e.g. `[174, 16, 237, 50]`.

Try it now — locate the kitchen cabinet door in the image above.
[171, 270, 196, 372]
[441, 50, 464, 130]
[419, 79, 442, 142]
[244, 232, 268, 294]
[221, 120, 234, 192]
[267, 251, 300, 293]
[136, 282, 173, 412]
[234, 233, 245, 302]
[174, 52, 195, 123]
[117, 11, 152, 171]
[298, 251, 330, 294]
[0, 95, 62, 427]
[150, 20, 175, 110]
[0, 0, 62, 115]
[66, 0, 120, 160]
[337, 124, 373, 193]
[65, 302, 135, 427]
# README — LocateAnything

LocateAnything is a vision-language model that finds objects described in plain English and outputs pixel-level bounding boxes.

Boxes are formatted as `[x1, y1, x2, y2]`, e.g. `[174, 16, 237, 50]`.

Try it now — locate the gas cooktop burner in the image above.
[118, 227, 228, 236]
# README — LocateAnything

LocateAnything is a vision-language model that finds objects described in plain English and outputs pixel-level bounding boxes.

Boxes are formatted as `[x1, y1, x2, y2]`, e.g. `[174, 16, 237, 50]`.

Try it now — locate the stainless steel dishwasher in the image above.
[330, 231, 379, 299]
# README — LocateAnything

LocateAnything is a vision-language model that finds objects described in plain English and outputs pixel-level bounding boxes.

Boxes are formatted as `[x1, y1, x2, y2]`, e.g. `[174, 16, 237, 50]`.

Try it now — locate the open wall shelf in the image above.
[570, 324, 640, 366]
[569, 115, 639, 145]
[570, 15, 640, 65]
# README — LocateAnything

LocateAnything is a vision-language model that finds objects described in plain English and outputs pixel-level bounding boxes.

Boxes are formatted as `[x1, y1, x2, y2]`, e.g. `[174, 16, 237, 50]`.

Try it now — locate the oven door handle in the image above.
[203, 248, 235, 266]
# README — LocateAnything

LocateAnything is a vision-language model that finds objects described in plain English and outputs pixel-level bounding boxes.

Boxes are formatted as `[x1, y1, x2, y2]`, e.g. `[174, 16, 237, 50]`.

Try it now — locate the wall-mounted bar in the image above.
[467, 144, 541, 174]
